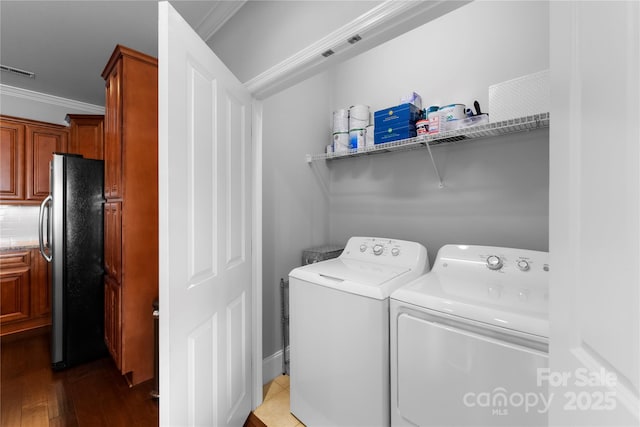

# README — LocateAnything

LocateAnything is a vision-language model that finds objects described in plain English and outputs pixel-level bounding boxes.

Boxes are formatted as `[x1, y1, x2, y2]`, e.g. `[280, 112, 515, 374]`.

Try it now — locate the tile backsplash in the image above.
[0, 205, 40, 247]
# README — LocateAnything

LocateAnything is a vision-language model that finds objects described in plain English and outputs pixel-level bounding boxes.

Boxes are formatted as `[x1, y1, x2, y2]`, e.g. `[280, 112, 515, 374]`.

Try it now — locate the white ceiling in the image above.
[0, 0, 380, 107]
[0, 1, 249, 106]
[2, 1, 158, 106]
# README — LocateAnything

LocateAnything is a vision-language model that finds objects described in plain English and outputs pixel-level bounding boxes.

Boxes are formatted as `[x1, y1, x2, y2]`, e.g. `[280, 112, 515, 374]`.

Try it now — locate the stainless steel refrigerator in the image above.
[38, 153, 107, 370]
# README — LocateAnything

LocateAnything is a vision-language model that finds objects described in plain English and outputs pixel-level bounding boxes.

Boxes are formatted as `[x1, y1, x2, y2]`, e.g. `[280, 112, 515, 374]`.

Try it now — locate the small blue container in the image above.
[374, 124, 417, 145]
[374, 103, 421, 128]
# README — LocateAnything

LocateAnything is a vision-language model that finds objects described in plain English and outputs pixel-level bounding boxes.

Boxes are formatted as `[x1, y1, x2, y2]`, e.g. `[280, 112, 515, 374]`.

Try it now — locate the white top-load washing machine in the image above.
[289, 237, 429, 427]
[390, 245, 549, 427]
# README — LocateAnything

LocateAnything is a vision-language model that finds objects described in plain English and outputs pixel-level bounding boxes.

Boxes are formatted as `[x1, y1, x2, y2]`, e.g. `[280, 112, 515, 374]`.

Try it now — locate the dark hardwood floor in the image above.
[1, 329, 158, 427]
[243, 412, 267, 427]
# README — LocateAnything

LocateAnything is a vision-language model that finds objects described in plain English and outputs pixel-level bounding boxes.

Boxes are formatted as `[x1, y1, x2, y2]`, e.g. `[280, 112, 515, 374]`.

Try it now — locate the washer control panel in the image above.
[341, 237, 429, 270]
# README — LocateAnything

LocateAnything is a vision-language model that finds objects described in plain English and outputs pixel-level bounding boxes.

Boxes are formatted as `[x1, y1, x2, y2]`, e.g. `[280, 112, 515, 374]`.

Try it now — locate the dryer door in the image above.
[394, 311, 548, 427]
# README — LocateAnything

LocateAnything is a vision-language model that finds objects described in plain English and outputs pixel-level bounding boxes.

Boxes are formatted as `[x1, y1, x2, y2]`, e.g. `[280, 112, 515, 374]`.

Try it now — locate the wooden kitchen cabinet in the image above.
[0, 249, 51, 336]
[30, 248, 50, 319]
[0, 115, 69, 204]
[101, 45, 158, 385]
[25, 122, 68, 201]
[104, 274, 122, 369]
[0, 251, 31, 325]
[104, 61, 122, 199]
[104, 201, 122, 282]
[0, 120, 25, 201]
[66, 114, 104, 160]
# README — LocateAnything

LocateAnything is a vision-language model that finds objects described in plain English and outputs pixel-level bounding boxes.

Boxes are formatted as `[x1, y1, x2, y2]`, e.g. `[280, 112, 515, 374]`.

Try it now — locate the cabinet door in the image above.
[0, 251, 31, 324]
[67, 114, 104, 160]
[25, 124, 68, 201]
[30, 248, 50, 319]
[104, 201, 122, 282]
[104, 275, 121, 369]
[104, 64, 122, 199]
[0, 120, 25, 201]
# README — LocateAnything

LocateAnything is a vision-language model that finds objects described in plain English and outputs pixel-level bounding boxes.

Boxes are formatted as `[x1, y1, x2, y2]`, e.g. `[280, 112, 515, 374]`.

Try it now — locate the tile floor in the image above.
[255, 375, 305, 427]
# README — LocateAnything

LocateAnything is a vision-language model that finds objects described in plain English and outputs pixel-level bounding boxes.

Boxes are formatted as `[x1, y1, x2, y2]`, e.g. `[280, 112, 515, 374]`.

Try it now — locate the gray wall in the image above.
[328, 130, 549, 266]
[262, 71, 333, 359]
[262, 0, 549, 360]
[328, 0, 550, 263]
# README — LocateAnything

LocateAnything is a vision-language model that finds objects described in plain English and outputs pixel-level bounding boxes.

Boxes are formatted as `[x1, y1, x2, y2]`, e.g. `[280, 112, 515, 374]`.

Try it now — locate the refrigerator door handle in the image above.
[38, 194, 53, 262]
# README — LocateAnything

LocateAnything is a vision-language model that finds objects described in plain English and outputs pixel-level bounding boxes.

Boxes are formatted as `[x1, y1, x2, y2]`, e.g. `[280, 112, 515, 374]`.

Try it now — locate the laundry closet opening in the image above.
[258, 0, 549, 376]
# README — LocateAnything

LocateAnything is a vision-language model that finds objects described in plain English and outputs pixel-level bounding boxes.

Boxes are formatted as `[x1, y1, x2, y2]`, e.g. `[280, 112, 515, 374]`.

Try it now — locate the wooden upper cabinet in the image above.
[0, 120, 25, 200]
[25, 122, 68, 202]
[104, 63, 123, 199]
[66, 114, 104, 160]
[0, 115, 68, 204]
[1, 113, 103, 203]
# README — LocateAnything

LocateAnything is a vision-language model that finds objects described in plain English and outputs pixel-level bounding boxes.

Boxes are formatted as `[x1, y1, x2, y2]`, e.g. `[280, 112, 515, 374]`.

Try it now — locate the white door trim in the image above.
[252, 99, 264, 409]
[194, 0, 248, 43]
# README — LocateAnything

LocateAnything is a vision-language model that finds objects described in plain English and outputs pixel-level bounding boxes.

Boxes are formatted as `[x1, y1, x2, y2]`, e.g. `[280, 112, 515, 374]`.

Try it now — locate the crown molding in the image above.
[197, 0, 248, 43]
[244, 0, 462, 99]
[0, 84, 105, 114]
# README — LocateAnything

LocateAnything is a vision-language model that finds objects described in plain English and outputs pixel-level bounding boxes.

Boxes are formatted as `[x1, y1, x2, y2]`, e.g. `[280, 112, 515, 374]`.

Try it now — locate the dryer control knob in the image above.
[373, 244, 384, 255]
[517, 260, 530, 271]
[486, 255, 503, 270]
[391, 247, 400, 256]
[360, 244, 367, 253]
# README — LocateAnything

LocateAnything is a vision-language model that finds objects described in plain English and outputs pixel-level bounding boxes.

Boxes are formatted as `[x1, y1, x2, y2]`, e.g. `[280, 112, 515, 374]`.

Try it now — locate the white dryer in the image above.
[289, 237, 429, 427]
[390, 245, 549, 427]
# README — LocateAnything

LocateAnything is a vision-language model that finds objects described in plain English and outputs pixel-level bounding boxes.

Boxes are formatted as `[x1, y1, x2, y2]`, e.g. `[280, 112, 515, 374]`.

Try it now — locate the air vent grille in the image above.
[347, 34, 362, 44]
[321, 49, 334, 58]
[0, 64, 35, 78]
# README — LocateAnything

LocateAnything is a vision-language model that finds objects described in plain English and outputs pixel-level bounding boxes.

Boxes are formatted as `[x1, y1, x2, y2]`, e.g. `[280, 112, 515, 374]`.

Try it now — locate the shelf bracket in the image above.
[424, 142, 444, 188]
[307, 155, 331, 203]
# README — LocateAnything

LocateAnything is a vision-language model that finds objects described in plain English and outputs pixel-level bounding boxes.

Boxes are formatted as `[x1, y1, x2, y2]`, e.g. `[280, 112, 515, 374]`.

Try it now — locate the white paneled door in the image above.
[159, 2, 254, 426]
[549, 1, 639, 426]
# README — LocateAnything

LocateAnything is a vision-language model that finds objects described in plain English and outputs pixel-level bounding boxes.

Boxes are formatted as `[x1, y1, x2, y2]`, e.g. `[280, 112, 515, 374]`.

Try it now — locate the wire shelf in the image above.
[306, 112, 549, 163]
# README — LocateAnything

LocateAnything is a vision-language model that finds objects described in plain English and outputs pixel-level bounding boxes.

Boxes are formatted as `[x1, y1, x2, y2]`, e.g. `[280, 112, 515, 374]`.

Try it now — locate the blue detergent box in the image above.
[374, 124, 417, 145]
[374, 103, 422, 128]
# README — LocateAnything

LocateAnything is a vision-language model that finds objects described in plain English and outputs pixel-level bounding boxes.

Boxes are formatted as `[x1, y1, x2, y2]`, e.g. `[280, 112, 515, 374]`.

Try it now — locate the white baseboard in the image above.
[262, 346, 289, 384]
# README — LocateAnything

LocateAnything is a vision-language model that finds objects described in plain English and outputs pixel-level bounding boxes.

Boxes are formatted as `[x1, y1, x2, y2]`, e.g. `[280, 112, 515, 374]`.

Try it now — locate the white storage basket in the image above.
[489, 69, 550, 122]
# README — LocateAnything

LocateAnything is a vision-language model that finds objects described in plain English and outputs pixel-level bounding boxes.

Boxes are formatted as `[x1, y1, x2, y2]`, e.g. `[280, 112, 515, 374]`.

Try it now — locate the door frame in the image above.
[251, 99, 263, 409]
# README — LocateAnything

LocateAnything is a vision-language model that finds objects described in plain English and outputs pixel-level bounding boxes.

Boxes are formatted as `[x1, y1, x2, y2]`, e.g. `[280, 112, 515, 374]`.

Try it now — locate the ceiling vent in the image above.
[0, 64, 35, 78]
[347, 34, 362, 44]
[321, 49, 335, 58]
